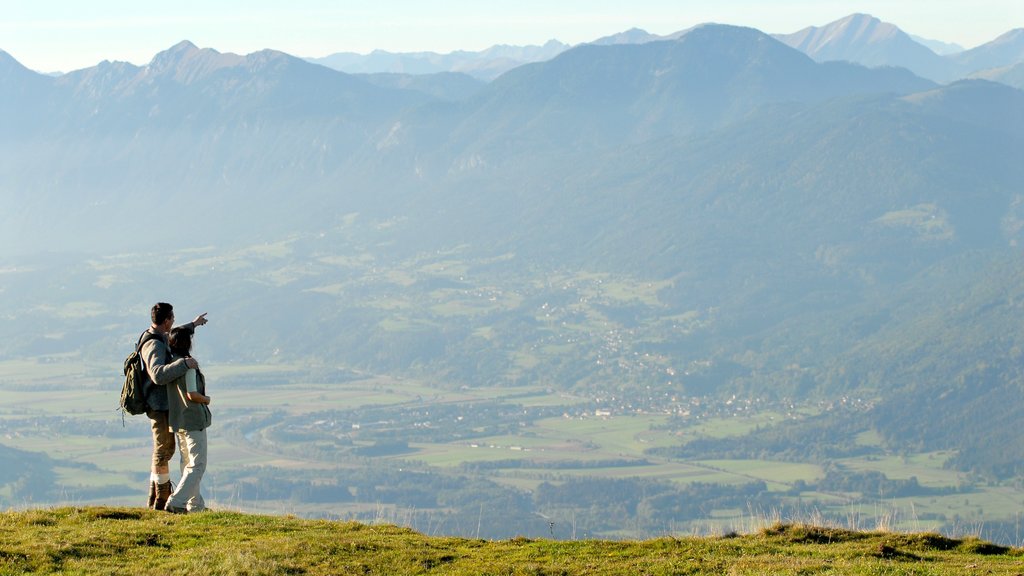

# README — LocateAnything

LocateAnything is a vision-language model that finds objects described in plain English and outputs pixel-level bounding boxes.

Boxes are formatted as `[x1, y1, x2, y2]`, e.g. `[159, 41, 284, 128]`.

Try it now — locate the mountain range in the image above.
[302, 14, 1024, 88]
[2, 21, 1024, 478]
[307, 40, 569, 81]
[774, 14, 1024, 83]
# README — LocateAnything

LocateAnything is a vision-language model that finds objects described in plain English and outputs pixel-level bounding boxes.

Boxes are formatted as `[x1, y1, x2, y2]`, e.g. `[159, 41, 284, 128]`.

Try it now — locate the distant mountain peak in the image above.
[773, 13, 952, 81]
[245, 48, 293, 61]
[836, 12, 878, 24]
[589, 26, 700, 46]
[0, 48, 43, 83]
[148, 40, 202, 66]
[991, 28, 1024, 44]
[983, 28, 1024, 54]
[242, 48, 303, 72]
[911, 35, 964, 55]
[782, 13, 904, 53]
[590, 28, 658, 45]
[1, 49, 27, 70]
[682, 22, 786, 46]
[169, 40, 199, 53]
[147, 40, 200, 70]
[144, 40, 245, 83]
[951, 28, 1024, 74]
[832, 13, 901, 41]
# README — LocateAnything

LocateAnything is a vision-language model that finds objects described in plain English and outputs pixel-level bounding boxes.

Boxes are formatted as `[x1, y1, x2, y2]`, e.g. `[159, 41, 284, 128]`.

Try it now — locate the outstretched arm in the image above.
[175, 313, 208, 333]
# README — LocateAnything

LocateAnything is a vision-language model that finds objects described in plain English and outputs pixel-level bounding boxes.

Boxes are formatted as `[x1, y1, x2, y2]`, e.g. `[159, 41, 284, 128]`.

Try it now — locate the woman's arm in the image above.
[184, 368, 210, 404]
[185, 391, 211, 405]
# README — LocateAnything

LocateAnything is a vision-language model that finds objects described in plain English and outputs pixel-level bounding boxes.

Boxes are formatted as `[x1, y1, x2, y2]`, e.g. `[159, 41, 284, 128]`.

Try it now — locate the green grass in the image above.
[0, 507, 1020, 575]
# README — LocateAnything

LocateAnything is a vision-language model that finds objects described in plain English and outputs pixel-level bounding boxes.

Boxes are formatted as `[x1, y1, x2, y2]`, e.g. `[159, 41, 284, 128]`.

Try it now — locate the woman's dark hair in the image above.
[168, 326, 194, 357]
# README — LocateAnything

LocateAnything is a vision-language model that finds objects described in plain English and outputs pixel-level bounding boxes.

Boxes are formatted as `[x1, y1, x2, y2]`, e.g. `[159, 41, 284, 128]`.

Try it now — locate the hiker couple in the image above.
[138, 302, 212, 513]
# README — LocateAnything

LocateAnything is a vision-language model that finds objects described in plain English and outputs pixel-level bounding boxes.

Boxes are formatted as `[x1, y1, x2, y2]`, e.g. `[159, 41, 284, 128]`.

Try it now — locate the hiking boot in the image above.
[163, 504, 188, 514]
[154, 481, 173, 511]
[147, 481, 157, 508]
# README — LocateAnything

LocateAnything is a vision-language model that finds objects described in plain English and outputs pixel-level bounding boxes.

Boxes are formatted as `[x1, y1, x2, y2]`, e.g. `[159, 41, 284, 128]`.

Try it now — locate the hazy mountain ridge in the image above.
[0, 48, 42, 83]
[950, 29, 1024, 74]
[47, 40, 430, 122]
[308, 39, 570, 81]
[1, 41, 438, 251]
[301, 13, 1021, 88]
[381, 25, 935, 173]
[774, 14, 1024, 84]
[910, 34, 964, 55]
[971, 61, 1024, 89]
[588, 27, 690, 45]
[7, 40, 440, 122]
[774, 13, 950, 81]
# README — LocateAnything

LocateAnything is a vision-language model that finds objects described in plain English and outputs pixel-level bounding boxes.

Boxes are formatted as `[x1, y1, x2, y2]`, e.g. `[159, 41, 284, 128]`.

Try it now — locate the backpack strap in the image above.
[136, 331, 172, 369]
[136, 330, 160, 352]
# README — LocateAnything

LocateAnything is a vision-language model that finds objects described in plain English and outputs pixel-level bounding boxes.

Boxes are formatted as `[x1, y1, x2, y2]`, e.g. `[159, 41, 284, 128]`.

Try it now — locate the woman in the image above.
[163, 325, 212, 513]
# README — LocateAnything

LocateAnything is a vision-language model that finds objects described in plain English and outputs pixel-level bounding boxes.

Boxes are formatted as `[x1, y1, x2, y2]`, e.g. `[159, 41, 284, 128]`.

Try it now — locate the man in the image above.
[139, 302, 208, 510]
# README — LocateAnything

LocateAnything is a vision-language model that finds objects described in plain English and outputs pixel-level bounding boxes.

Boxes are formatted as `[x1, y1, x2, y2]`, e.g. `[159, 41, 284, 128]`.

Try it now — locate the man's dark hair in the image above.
[168, 326, 194, 357]
[152, 302, 174, 325]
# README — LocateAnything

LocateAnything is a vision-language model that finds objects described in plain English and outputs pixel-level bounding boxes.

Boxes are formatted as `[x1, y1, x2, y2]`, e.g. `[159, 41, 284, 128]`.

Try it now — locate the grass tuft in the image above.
[759, 522, 869, 544]
[882, 532, 960, 551]
[873, 543, 921, 561]
[85, 508, 145, 521]
[956, 537, 1011, 555]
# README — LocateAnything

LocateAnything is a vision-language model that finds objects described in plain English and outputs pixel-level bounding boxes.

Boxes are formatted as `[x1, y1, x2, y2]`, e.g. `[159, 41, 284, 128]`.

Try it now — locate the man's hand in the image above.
[192, 313, 208, 327]
[186, 358, 200, 369]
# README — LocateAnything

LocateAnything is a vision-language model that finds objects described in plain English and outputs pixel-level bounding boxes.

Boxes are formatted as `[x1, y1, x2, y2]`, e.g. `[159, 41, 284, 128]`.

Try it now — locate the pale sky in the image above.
[2, 0, 1021, 73]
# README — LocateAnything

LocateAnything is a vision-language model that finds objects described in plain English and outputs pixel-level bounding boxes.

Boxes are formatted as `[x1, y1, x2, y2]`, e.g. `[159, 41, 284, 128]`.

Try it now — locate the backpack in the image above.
[120, 332, 162, 418]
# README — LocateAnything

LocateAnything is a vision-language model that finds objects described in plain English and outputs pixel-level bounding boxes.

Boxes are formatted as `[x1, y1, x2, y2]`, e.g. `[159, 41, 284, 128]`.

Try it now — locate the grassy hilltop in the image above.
[0, 507, 1020, 575]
